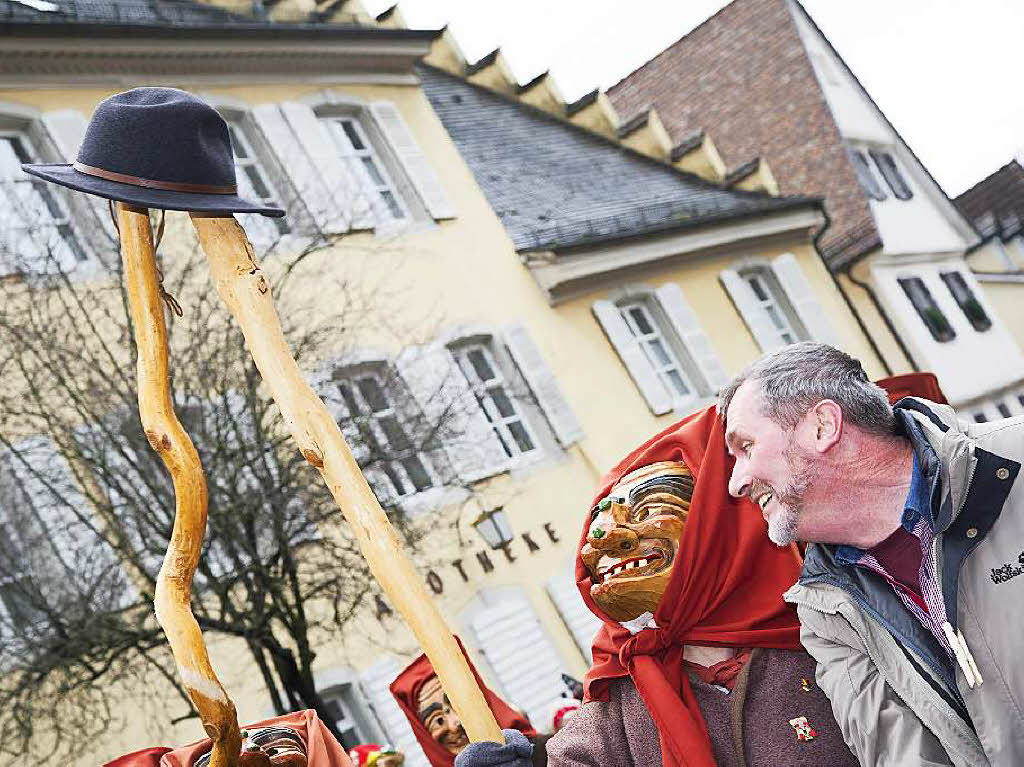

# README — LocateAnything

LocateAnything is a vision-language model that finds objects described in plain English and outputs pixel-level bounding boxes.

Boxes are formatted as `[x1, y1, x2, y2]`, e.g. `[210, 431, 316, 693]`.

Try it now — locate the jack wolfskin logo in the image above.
[990, 552, 1024, 584]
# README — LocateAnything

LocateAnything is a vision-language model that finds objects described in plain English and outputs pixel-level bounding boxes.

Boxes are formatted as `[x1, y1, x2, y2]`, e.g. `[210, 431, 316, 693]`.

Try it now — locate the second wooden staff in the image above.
[190, 213, 505, 747]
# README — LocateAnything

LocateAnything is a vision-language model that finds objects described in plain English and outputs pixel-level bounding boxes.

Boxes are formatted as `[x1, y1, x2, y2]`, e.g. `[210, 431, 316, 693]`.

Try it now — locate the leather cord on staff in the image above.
[108, 201, 183, 318]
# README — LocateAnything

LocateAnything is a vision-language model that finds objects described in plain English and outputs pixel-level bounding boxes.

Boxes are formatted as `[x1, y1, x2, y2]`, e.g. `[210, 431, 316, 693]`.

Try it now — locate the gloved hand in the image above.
[454, 729, 533, 767]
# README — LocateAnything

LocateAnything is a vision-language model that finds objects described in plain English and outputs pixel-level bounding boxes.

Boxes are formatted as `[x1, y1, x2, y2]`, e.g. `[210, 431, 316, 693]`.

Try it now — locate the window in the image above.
[870, 151, 913, 200]
[321, 684, 376, 750]
[618, 300, 698, 403]
[226, 121, 289, 237]
[940, 271, 991, 332]
[741, 269, 802, 345]
[335, 371, 438, 498]
[322, 116, 406, 225]
[997, 403, 1012, 419]
[973, 412, 988, 424]
[1018, 394, 1024, 411]
[849, 148, 887, 201]
[0, 131, 86, 274]
[898, 277, 955, 343]
[452, 343, 538, 459]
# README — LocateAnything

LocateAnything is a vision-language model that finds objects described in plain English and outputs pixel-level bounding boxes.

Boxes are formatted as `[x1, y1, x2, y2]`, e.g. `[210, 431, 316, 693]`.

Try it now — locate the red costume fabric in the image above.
[577, 406, 804, 767]
[102, 710, 351, 767]
[389, 636, 535, 767]
[876, 372, 948, 405]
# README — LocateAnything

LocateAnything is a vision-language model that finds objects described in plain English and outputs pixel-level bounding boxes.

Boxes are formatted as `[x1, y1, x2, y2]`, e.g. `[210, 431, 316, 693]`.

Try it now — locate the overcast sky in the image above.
[363, 0, 1023, 197]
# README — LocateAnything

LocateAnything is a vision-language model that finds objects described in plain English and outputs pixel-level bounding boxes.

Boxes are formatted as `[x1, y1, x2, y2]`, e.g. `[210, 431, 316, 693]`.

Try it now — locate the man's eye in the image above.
[742, 442, 752, 455]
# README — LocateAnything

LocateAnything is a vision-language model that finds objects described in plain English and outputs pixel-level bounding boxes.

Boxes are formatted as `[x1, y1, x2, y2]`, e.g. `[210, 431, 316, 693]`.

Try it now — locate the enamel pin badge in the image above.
[789, 716, 818, 742]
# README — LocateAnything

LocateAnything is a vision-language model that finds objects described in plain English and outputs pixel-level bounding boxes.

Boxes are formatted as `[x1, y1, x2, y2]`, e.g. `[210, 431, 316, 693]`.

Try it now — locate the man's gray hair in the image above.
[718, 342, 895, 435]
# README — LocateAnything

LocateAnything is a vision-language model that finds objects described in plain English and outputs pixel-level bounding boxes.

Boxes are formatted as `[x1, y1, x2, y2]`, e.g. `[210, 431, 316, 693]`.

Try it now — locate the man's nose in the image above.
[728, 460, 751, 499]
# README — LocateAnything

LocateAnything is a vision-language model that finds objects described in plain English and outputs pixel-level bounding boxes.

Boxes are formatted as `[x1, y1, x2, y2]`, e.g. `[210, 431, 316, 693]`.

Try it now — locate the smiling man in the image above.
[720, 341, 1024, 766]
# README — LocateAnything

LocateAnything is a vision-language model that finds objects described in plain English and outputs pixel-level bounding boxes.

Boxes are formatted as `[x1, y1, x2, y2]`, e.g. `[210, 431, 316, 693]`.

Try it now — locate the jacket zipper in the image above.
[937, 459, 984, 688]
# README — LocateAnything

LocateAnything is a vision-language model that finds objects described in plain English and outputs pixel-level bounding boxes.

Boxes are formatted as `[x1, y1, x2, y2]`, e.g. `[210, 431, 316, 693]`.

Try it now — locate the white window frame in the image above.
[617, 298, 701, 408]
[869, 149, 914, 201]
[451, 341, 541, 463]
[225, 119, 290, 238]
[0, 129, 87, 275]
[740, 266, 802, 345]
[848, 146, 888, 201]
[336, 368, 441, 500]
[321, 114, 409, 227]
[897, 275, 956, 343]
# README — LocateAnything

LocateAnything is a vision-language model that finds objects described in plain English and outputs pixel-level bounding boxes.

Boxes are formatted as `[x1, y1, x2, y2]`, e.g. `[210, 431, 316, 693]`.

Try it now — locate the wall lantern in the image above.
[472, 506, 513, 549]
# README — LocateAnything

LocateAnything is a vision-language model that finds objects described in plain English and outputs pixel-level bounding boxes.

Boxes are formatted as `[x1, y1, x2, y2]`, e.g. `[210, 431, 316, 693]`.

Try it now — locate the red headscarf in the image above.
[389, 636, 535, 767]
[578, 406, 804, 767]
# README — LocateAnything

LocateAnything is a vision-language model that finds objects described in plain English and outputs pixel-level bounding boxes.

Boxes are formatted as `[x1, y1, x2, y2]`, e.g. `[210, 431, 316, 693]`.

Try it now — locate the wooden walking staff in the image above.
[189, 213, 505, 747]
[117, 204, 243, 767]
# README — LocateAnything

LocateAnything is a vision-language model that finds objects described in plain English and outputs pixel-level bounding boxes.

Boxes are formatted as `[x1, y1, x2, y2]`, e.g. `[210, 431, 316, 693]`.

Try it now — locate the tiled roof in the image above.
[605, 0, 880, 269]
[419, 65, 817, 252]
[955, 160, 1024, 240]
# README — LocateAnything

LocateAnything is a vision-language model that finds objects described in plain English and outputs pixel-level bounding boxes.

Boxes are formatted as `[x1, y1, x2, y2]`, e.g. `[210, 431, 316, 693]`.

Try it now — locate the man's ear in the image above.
[809, 399, 843, 453]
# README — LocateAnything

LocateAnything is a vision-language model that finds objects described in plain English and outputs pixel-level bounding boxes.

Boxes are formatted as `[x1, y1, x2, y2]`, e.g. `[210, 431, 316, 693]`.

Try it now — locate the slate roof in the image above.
[955, 160, 1024, 241]
[419, 65, 818, 253]
[0, 0, 438, 39]
[0, 0, 247, 25]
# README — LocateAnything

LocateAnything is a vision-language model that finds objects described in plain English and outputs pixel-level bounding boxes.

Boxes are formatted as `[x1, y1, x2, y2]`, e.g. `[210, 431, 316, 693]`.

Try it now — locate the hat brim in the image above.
[22, 164, 285, 218]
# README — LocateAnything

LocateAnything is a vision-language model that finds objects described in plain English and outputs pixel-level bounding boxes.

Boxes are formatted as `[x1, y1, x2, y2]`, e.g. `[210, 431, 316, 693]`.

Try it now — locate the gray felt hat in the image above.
[22, 87, 285, 218]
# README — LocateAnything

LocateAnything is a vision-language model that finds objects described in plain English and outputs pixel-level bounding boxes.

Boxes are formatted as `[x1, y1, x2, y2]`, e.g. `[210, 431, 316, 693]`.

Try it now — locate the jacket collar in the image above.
[893, 397, 975, 533]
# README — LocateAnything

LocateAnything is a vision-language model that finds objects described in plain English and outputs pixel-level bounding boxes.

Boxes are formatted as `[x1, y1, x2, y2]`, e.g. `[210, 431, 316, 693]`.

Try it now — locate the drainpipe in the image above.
[812, 205, 894, 376]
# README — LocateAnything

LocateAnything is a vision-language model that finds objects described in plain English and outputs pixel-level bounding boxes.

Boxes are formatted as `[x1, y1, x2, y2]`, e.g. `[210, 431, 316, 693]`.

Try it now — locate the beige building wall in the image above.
[1, 73, 890, 766]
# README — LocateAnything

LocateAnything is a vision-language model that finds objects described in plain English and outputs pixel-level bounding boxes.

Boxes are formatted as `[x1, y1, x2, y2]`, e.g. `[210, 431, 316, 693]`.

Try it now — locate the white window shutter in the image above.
[40, 109, 117, 242]
[546, 570, 601, 664]
[469, 593, 567, 726]
[357, 659, 428, 767]
[395, 344, 508, 483]
[278, 102, 367, 234]
[369, 102, 455, 220]
[252, 103, 346, 234]
[719, 269, 785, 352]
[771, 253, 839, 346]
[592, 299, 672, 415]
[501, 324, 583, 448]
[654, 282, 729, 392]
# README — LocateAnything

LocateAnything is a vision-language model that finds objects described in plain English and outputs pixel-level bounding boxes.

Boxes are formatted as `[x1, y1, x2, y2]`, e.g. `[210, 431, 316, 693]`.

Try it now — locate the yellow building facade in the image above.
[0, 3, 888, 765]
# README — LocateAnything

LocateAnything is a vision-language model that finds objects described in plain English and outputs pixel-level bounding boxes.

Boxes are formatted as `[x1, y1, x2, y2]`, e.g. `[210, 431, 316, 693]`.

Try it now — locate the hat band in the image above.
[73, 162, 237, 195]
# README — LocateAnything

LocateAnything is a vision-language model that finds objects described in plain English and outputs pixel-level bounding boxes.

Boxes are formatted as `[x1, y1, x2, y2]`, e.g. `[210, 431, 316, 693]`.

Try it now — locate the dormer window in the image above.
[870, 150, 913, 200]
[849, 148, 887, 201]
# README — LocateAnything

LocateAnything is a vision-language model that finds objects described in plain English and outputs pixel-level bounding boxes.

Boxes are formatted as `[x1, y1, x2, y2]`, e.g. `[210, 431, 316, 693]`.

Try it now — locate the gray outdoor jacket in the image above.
[784, 398, 1024, 767]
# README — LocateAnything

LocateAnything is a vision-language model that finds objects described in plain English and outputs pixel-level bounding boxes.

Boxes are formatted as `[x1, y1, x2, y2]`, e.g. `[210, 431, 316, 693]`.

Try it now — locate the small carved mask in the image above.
[416, 675, 470, 756]
[194, 726, 307, 767]
[580, 461, 693, 622]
